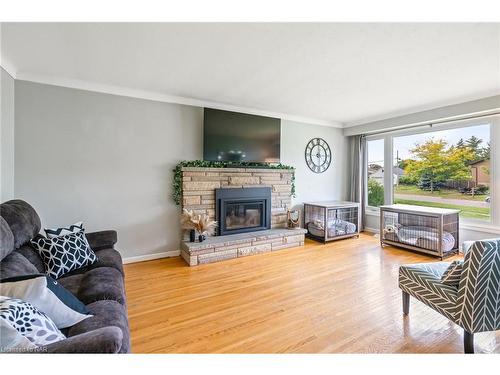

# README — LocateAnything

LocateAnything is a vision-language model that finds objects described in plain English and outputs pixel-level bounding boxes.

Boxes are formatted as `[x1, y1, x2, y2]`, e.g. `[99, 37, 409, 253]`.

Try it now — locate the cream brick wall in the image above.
[181, 167, 293, 228]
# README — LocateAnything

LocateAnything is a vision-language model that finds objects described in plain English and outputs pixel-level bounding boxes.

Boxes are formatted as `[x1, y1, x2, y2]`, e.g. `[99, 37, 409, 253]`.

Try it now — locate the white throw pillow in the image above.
[0, 274, 91, 328]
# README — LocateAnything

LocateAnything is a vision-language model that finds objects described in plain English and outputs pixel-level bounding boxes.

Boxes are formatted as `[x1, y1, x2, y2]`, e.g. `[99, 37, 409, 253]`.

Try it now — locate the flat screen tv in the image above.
[203, 108, 281, 163]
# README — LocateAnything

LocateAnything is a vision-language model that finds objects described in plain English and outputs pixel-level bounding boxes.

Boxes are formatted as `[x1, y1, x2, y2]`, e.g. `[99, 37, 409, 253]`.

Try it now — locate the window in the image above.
[365, 119, 495, 225]
[367, 138, 385, 207]
[393, 124, 491, 221]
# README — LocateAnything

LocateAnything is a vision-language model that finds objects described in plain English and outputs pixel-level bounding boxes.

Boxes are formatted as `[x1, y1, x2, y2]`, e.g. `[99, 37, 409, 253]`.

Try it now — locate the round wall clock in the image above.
[305, 138, 332, 173]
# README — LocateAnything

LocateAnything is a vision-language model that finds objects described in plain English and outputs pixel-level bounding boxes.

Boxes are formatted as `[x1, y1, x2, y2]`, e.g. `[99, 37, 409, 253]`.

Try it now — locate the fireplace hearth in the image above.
[215, 187, 271, 236]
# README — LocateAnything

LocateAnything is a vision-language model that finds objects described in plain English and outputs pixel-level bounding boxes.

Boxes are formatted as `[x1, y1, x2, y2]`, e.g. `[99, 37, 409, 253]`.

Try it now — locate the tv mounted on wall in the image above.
[203, 108, 281, 163]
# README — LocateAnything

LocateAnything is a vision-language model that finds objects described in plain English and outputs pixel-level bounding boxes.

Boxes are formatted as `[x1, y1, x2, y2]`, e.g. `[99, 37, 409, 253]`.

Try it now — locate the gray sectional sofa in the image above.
[0, 199, 130, 353]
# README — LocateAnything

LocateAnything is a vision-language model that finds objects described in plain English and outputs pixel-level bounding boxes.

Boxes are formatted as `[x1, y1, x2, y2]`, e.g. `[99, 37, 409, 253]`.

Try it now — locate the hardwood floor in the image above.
[124, 233, 500, 353]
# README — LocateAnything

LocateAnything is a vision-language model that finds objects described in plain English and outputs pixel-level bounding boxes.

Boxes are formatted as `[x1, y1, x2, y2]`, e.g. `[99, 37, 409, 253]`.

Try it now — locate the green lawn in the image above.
[395, 185, 488, 201]
[394, 198, 491, 220]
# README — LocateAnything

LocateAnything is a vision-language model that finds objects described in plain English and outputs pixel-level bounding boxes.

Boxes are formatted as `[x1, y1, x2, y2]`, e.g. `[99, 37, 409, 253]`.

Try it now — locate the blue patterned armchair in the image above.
[398, 238, 500, 353]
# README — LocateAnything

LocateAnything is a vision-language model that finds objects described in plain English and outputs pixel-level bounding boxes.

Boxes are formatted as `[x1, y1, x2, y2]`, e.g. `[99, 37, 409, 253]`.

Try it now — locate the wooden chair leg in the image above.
[464, 331, 474, 354]
[402, 291, 410, 315]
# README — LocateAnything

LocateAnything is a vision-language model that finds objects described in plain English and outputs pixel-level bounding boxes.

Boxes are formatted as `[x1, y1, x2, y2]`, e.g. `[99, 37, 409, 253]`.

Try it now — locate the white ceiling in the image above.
[1, 23, 499, 126]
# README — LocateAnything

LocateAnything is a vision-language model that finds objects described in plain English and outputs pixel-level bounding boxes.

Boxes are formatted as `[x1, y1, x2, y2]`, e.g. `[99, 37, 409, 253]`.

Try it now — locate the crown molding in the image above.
[0, 60, 17, 79]
[343, 92, 500, 128]
[14, 72, 344, 128]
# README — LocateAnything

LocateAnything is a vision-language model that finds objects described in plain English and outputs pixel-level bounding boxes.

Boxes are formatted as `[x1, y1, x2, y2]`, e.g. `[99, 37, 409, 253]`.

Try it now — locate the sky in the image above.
[368, 123, 491, 165]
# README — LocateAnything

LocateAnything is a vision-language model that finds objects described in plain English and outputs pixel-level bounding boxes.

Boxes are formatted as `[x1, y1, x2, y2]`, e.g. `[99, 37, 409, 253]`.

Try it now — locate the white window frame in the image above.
[364, 116, 498, 229]
[365, 135, 391, 214]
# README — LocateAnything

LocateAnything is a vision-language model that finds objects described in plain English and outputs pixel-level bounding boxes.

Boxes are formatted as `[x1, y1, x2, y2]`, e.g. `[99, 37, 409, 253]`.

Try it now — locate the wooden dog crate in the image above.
[380, 204, 459, 259]
[304, 201, 360, 243]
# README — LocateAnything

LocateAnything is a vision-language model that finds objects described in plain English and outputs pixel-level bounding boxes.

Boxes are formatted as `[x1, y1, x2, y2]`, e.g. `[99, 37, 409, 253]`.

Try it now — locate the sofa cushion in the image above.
[85, 230, 118, 251]
[57, 273, 84, 297]
[57, 248, 124, 278]
[16, 245, 45, 273]
[30, 231, 98, 278]
[45, 326, 123, 353]
[0, 217, 14, 261]
[0, 252, 39, 279]
[91, 248, 124, 276]
[0, 200, 41, 249]
[76, 267, 126, 306]
[67, 300, 130, 353]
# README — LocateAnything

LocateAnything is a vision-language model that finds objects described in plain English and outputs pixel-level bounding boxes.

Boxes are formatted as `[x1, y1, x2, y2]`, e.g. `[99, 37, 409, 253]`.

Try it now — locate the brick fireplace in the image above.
[181, 166, 294, 227]
[180, 166, 306, 266]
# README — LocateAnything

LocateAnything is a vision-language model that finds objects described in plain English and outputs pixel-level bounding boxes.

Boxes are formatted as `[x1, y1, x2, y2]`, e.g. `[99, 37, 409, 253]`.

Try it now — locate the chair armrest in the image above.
[86, 230, 118, 251]
[43, 326, 123, 353]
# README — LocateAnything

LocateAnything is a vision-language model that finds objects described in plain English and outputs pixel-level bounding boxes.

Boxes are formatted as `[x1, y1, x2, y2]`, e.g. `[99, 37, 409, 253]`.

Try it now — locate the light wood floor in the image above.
[124, 233, 500, 353]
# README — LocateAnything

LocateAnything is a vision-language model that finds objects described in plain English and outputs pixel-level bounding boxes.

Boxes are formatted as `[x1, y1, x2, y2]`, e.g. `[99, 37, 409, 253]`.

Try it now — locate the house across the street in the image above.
[469, 158, 490, 186]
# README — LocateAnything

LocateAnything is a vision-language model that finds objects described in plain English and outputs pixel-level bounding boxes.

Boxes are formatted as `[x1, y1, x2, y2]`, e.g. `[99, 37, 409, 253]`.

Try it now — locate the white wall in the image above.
[1, 67, 15, 201]
[13, 81, 348, 259]
[14, 80, 203, 259]
[281, 120, 347, 210]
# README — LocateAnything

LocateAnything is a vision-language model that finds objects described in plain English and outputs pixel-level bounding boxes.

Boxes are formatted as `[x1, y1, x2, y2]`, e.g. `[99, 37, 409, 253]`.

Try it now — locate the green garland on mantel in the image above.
[172, 160, 296, 205]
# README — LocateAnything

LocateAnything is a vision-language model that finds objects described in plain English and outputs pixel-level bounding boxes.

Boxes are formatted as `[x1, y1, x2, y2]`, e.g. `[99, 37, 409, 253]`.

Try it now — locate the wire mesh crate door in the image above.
[381, 211, 399, 242]
[327, 207, 358, 238]
[304, 204, 326, 238]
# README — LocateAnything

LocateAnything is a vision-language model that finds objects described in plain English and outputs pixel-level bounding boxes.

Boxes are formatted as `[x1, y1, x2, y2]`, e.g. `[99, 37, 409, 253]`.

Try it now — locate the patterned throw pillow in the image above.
[44, 221, 84, 238]
[0, 296, 65, 347]
[30, 231, 97, 279]
[441, 260, 463, 287]
[1, 319, 37, 352]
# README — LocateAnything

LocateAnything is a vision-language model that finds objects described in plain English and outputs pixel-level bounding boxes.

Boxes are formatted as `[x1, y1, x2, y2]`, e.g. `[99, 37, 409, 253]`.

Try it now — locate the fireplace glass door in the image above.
[215, 187, 272, 235]
[225, 201, 264, 231]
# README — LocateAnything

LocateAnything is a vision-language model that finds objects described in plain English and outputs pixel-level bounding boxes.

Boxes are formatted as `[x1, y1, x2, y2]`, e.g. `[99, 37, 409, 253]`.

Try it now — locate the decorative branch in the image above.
[180, 208, 217, 235]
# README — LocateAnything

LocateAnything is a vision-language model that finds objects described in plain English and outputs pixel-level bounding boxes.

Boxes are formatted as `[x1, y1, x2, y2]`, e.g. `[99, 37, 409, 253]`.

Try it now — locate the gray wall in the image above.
[15, 80, 203, 259]
[13, 81, 348, 259]
[1, 67, 15, 201]
[281, 120, 347, 208]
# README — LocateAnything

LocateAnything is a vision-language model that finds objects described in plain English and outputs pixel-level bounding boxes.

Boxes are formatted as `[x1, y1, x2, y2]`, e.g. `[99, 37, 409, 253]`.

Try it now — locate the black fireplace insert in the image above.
[215, 187, 272, 236]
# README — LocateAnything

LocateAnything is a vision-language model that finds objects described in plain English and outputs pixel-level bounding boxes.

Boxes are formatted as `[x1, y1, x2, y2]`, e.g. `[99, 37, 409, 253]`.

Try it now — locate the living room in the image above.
[1, 1, 500, 372]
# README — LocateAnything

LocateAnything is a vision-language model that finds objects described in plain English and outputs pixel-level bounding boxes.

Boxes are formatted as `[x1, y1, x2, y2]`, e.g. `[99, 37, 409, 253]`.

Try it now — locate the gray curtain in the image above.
[348, 135, 367, 231]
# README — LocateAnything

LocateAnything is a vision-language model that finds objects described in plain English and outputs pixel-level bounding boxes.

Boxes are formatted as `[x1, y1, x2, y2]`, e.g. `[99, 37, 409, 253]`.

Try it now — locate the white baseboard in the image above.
[363, 227, 379, 234]
[123, 250, 180, 264]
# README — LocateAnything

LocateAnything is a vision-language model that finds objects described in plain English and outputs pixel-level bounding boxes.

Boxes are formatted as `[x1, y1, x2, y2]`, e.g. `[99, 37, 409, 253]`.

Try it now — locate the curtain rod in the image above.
[361, 111, 500, 137]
